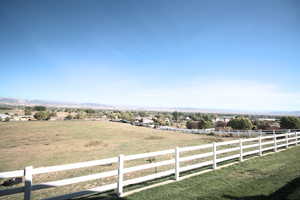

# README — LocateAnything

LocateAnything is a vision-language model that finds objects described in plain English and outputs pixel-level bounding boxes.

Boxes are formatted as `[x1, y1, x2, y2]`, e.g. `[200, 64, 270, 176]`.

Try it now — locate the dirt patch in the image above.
[84, 140, 108, 147]
[145, 136, 165, 140]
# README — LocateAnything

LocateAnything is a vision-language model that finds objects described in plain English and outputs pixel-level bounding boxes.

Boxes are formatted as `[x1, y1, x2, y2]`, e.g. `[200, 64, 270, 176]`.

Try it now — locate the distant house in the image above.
[215, 116, 234, 123]
[10, 116, 20, 121]
[141, 118, 154, 124]
[0, 114, 9, 121]
[257, 118, 276, 122]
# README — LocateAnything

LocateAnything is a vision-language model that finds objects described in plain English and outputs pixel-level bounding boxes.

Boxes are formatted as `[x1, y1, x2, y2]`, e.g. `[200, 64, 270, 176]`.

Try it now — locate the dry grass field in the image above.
[0, 120, 227, 171]
[0, 120, 232, 200]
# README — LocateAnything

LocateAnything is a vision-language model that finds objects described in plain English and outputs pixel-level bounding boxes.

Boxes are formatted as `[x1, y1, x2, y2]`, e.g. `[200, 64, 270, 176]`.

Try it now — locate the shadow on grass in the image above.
[73, 192, 125, 200]
[224, 176, 300, 200]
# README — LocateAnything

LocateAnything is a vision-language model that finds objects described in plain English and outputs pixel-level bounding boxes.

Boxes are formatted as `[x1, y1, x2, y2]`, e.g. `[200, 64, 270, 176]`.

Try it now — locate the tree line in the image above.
[20, 106, 300, 130]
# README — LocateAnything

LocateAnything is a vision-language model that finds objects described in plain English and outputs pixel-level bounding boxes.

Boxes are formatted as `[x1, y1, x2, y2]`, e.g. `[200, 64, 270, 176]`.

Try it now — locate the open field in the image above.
[81, 146, 300, 200]
[0, 120, 231, 200]
[0, 120, 228, 171]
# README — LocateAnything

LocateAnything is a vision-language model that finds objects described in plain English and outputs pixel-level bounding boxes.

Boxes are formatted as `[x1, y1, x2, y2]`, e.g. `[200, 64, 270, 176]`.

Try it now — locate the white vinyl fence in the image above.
[158, 126, 300, 137]
[1, 132, 299, 200]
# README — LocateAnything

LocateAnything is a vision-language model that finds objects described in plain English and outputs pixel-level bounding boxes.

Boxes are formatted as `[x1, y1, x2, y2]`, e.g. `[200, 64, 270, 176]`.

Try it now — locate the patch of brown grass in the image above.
[144, 136, 165, 140]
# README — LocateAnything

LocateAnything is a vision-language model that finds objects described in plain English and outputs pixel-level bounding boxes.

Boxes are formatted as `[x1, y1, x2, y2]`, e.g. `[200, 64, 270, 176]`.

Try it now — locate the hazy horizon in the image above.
[1, 0, 300, 111]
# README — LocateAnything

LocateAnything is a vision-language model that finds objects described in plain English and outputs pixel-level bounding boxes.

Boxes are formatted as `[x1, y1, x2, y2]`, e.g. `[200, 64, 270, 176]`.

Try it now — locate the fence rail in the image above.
[0, 132, 299, 200]
[158, 126, 300, 137]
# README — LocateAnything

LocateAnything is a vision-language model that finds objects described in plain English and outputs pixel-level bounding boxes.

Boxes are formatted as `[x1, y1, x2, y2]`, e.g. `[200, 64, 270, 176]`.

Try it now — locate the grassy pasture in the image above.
[0, 120, 227, 171]
[81, 146, 300, 200]
[0, 120, 229, 200]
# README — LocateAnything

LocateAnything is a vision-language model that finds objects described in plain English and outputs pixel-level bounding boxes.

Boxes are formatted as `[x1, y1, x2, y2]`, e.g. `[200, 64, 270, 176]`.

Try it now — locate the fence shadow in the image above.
[73, 192, 125, 200]
[223, 176, 300, 200]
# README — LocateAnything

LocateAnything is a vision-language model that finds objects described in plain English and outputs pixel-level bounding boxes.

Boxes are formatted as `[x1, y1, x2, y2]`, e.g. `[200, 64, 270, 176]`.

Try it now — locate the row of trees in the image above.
[33, 111, 57, 120]
[21, 105, 300, 129]
[186, 116, 300, 130]
[280, 116, 300, 129]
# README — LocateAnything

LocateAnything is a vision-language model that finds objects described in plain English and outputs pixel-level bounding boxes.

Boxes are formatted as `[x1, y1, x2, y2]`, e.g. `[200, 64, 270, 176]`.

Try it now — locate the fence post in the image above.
[117, 154, 124, 197]
[259, 135, 262, 156]
[175, 147, 180, 181]
[213, 142, 217, 169]
[239, 139, 243, 162]
[286, 133, 289, 148]
[24, 166, 32, 200]
[274, 133, 277, 152]
[296, 132, 299, 146]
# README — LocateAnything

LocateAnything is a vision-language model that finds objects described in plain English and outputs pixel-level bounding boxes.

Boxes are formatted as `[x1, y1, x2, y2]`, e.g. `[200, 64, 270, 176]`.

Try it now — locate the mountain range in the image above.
[0, 97, 299, 116]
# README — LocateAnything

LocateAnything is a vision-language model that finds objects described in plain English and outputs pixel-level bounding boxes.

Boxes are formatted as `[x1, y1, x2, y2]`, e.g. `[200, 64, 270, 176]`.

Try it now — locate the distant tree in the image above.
[186, 119, 213, 129]
[4, 117, 10, 122]
[65, 114, 73, 120]
[198, 119, 213, 129]
[49, 112, 57, 118]
[215, 121, 227, 128]
[64, 108, 73, 113]
[253, 120, 272, 130]
[33, 106, 46, 111]
[24, 106, 32, 115]
[138, 111, 147, 117]
[34, 111, 50, 120]
[228, 117, 253, 130]
[186, 121, 198, 129]
[120, 111, 134, 122]
[280, 116, 300, 129]
[172, 111, 181, 122]
[74, 112, 86, 119]
[85, 109, 96, 114]
[0, 106, 13, 110]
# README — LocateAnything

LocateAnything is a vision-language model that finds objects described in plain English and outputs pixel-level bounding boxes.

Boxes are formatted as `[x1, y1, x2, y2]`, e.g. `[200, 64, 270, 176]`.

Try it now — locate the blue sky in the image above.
[1, 0, 300, 111]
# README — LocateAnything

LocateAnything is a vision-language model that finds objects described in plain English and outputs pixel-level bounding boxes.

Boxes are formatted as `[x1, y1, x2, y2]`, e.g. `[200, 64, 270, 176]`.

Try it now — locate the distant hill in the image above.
[0, 97, 299, 116]
[0, 97, 116, 110]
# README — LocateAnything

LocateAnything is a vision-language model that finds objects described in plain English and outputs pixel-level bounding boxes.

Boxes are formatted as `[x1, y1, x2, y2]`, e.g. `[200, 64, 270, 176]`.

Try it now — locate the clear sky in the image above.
[1, 0, 299, 111]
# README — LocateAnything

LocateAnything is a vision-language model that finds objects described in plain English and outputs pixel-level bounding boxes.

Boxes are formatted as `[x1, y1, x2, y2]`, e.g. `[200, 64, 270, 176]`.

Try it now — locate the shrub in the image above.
[254, 120, 273, 130]
[215, 121, 227, 128]
[280, 116, 300, 129]
[228, 117, 253, 130]
[33, 106, 47, 111]
[186, 119, 213, 129]
[65, 114, 73, 120]
[34, 111, 50, 120]
[24, 106, 32, 115]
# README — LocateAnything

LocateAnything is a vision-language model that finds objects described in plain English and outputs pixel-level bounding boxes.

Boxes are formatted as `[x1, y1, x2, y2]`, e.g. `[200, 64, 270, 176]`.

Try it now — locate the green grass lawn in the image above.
[77, 146, 300, 200]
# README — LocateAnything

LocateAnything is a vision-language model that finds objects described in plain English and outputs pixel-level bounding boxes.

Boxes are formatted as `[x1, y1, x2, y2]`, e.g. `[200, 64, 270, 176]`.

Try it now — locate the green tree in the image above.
[198, 119, 213, 129]
[138, 111, 147, 117]
[24, 106, 32, 115]
[74, 112, 86, 119]
[228, 117, 253, 130]
[186, 119, 213, 129]
[280, 116, 300, 129]
[34, 111, 50, 120]
[254, 120, 272, 130]
[33, 106, 46, 111]
[85, 109, 96, 114]
[172, 111, 182, 122]
[215, 120, 227, 128]
[65, 114, 73, 120]
[49, 112, 57, 118]
[120, 111, 134, 122]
